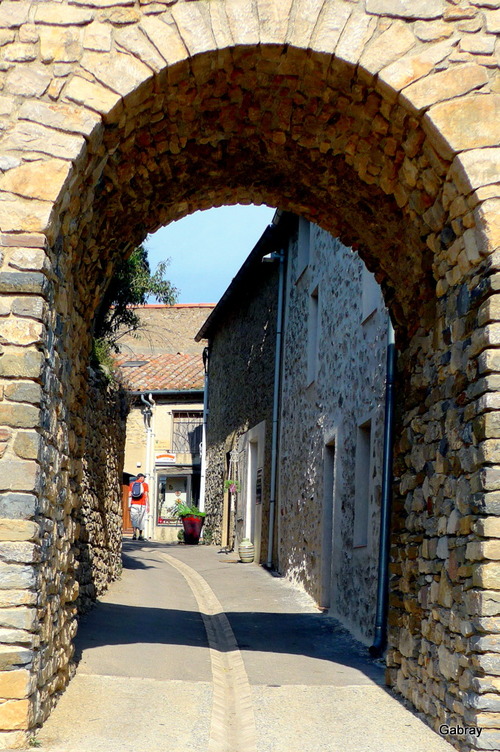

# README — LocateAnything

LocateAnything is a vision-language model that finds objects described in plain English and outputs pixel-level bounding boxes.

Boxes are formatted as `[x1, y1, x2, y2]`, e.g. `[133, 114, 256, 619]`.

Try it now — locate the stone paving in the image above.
[34, 542, 454, 752]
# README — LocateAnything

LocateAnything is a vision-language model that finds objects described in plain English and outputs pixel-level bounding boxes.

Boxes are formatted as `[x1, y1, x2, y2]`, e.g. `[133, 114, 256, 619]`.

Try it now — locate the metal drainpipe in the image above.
[140, 392, 155, 540]
[266, 249, 285, 570]
[199, 346, 210, 513]
[370, 321, 396, 658]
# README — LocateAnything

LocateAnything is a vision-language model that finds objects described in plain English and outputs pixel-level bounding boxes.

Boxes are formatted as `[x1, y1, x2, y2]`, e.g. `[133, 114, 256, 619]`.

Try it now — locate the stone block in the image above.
[0, 160, 71, 204]
[83, 21, 112, 52]
[473, 562, 500, 589]
[223, 0, 260, 46]
[0, 670, 31, 700]
[1, 121, 84, 161]
[0, 494, 37, 520]
[140, 16, 187, 67]
[414, 20, 454, 41]
[0, 462, 39, 494]
[336, 12, 377, 66]
[401, 63, 489, 113]
[114, 26, 166, 73]
[0, 699, 30, 731]
[63, 76, 122, 123]
[256, 0, 294, 46]
[5, 383, 41, 405]
[0, 405, 40, 429]
[39, 25, 83, 64]
[13, 433, 41, 461]
[377, 37, 456, 99]
[80, 50, 153, 99]
[0, 273, 47, 297]
[0, 563, 35, 590]
[34, 2, 94, 25]
[359, 20, 416, 77]
[0, 542, 38, 564]
[0, 235, 46, 250]
[0, 646, 32, 671]
[424, 94, 500, 160]
[0, 521, 38, 543]
[460, 34, 496, 54]
[0, 319, 43, 348]
[1, 42, 36, 63]
[0, 195, 52, 235]
[366, 0, 444, 18]
[170, 2, 216, 56]
[4, 66, 51, 98]
[11, 298, 45, 321]
[0, 350, 43, 379]
[0, 3, 30, 29]
[485, 9, 500, 31]
[475, 198, 500, 255]
[0, 591, 36, 608]
[0, 607, 36, 632]
[8, 248, 48, 273]
[451, 147, 500, 195]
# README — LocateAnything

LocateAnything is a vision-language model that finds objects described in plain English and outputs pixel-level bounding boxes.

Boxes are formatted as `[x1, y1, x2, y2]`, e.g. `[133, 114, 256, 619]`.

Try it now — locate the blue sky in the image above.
[145, 204, 276, 304]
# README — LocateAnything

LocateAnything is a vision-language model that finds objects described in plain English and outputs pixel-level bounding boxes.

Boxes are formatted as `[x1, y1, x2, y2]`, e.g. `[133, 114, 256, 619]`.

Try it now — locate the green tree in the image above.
[93, 244, 178, 357]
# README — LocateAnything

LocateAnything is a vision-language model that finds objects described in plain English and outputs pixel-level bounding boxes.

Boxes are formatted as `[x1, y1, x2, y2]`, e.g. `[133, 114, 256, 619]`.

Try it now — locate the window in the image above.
[307, 286, 319, 385]
[172, 412, 203, 454]
[361, 265, 380, 323]
[353, 419, 372, 548]
[296, 217, 310, 281]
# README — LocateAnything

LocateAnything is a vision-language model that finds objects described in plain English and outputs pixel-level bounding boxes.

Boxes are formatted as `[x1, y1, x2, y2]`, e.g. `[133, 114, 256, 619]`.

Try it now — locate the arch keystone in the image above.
[224, 0, 260, 46]
[256, 0, 293, 45]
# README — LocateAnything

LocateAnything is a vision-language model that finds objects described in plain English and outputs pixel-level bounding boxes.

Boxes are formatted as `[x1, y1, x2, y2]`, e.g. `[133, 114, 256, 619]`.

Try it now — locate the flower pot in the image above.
[181, 515, 204, 545]
[238, 538, 255, 563]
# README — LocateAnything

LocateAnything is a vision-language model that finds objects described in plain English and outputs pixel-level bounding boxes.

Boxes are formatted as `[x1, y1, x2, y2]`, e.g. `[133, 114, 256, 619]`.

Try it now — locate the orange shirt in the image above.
[129, 480, 149, 505]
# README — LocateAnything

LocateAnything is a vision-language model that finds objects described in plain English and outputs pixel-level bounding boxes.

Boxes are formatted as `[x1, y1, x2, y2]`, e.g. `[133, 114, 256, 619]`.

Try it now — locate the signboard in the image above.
[256, 467, 263, 505]
[155, 452, 176, 465]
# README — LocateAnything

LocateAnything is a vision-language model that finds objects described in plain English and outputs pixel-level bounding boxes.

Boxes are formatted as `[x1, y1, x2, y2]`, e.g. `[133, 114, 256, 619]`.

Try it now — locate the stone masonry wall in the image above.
[0, 0, 499, 748]
[75, 369, 127, 614]
[278, 223, 389, 645]
[205, 260, 279, 558]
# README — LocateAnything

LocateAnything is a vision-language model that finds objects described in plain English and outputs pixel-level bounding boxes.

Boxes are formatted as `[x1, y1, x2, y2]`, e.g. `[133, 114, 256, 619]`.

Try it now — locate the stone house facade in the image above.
[202, 213, 390, 645]
[116, 305, 213, 542]
[197, 222, 289, 556]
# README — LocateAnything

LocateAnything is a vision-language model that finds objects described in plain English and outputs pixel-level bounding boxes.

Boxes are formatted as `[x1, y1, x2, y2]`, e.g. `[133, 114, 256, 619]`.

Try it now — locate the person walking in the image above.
[128, 473, 149, 541]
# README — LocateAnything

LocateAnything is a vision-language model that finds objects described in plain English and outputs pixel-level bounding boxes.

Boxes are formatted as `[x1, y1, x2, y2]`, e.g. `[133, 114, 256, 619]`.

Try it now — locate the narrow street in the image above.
[35, 543, 452, 752]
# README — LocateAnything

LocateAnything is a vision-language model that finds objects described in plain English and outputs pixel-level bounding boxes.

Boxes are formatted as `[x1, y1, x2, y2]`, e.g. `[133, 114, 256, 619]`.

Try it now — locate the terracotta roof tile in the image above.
[115, 353, 204, 392]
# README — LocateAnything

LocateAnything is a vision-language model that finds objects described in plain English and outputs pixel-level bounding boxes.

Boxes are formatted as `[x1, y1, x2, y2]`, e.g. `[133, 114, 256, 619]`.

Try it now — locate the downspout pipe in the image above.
[140, 392, 155, 540]
[199, 346, 210, 513]
[370, 322, 396, 658]
[266, 248, 285, 570]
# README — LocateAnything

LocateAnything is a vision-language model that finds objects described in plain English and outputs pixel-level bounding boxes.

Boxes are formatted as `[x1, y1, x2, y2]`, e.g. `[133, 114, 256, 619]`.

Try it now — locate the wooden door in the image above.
[122, 485, 133, 534]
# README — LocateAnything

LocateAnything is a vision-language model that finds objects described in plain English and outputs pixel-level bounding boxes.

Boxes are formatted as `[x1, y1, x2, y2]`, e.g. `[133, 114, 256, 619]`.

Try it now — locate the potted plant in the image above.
[173, 502, 206, 545]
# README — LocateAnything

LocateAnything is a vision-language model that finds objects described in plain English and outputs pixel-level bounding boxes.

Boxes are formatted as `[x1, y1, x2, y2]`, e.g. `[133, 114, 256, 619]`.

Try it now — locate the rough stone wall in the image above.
[278, 223, 388, 644]
[0, 0, 498, 747]
[205, 262, 278, 556]
[75, 369, 126, 614]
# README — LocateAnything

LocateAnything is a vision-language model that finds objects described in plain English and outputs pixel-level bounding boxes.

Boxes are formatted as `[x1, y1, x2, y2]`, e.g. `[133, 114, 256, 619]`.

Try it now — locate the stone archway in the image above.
[0, 0, 499, 747]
